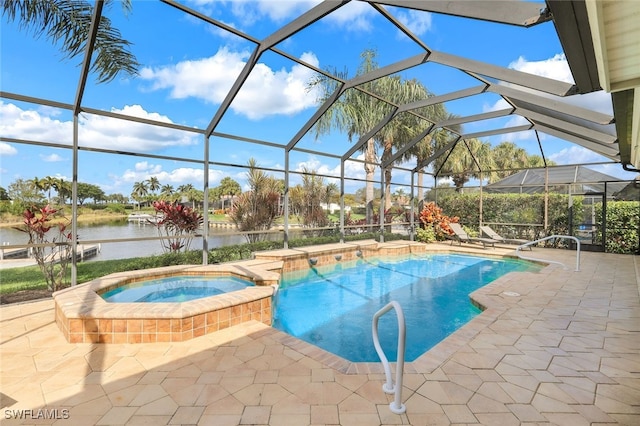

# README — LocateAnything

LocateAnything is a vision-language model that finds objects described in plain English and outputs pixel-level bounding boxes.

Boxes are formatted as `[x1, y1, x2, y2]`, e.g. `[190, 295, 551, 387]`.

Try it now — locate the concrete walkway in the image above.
[1, 246, 639, 425]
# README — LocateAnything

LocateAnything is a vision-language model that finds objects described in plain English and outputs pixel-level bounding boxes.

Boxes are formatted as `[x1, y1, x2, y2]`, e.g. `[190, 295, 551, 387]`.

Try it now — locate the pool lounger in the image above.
[447, 223, 498, 249]
[480, 225, 533, 250]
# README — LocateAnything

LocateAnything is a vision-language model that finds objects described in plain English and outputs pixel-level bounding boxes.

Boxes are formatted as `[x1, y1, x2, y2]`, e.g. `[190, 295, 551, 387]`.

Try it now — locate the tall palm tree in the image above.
[378, 78, 451, 211]
[218, 176, 241, 211]
[489, 141, 530, 183]
[131, 180, 149, 209]
[310, 49, 394, 224]
[403, 111, 458, 204]
[434, 138, 494, 192]
[324, 182, 339, 209]
[177, 184, 200, 209]
[160, 184, 175, 201]
[2, 0, 139, 83]
[52, 178, 72, 204]
[376, 77, 427, 211]
[146, 176, 161, 194]
[32, 177, 45, 201]
[42, 176, 58, 204]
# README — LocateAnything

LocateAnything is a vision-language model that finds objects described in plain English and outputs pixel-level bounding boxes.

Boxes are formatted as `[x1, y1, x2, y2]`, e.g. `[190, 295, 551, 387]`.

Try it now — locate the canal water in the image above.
[0, 219, 266, 262]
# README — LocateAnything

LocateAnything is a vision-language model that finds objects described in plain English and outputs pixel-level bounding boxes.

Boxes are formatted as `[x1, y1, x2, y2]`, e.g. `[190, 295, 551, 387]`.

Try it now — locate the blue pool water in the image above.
[272, 254, 540, 362]
[101, 275, 253, 303]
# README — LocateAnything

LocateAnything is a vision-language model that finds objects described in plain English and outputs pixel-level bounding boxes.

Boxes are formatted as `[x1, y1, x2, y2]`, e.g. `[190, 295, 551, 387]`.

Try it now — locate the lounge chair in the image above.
[480, 225, 533, 250]
[447, 223, 498, 249]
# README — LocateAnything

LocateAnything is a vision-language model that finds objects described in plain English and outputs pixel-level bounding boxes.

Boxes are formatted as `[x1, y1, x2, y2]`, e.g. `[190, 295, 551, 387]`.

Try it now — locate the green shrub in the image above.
[437, 192, 584, 244]
[416, 227, 436, 243]
[595, 201, 639, 254]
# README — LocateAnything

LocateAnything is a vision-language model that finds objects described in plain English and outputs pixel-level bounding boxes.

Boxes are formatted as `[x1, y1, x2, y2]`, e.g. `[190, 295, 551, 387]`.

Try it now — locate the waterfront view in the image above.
[0, 220, 249, 262]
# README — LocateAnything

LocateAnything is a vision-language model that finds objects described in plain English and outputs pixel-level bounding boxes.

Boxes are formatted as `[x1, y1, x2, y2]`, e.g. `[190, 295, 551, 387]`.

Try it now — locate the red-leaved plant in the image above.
[151, 201, 204, 252]
[419, 202, 459, 239]
[14, 205, 73, 292]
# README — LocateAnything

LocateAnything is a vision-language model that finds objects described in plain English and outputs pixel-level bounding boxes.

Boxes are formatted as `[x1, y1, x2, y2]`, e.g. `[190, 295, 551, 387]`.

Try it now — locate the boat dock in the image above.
[127, 213, 161, 224]
[0, 244, 101, 268]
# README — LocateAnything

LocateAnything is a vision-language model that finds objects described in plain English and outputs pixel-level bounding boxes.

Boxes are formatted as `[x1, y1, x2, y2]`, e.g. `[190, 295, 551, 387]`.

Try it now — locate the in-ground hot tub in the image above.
[53, 260, 281, 343]
[100, 274, 255, 303]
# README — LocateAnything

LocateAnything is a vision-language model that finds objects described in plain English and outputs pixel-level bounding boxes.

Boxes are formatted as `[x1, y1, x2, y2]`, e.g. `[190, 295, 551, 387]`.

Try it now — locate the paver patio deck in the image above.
[1, 244, 639, 425]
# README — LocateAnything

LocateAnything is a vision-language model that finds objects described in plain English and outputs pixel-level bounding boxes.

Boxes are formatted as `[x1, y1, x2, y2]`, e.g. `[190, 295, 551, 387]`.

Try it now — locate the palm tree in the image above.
[41, 176, 58, 204]
[146, 176, 161, 194]
[32, 177, 45, 201]
[2, 0, 139, 83]
[489, 142, 530, 183]
[310, 50, 444, 217]
[131, 181, 149, 209]
[377, 78, 448, 211]
[218, 176, 241, 211]
[160, 184, 175, 201]
[324, 182, 339, 210]
[434, 138, 494, 192]
[393, 188, 407, 206]
[310, 49, 394, 224]
[53, 178, 72, 204]
[403, 111, 458, 205]
[177, 184, 200, 209]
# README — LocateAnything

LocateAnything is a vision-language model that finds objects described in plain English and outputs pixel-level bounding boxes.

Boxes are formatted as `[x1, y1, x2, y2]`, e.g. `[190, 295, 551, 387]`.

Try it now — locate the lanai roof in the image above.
[484, 165, 630, 194]
[1, 0, 639, 190]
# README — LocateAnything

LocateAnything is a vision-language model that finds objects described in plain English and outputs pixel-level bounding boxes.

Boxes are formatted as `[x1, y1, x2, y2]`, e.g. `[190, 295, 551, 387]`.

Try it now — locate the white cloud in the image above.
[0, 101, 73, 142]
[549, 145, 607, 165]
[192, 0, 370, 31]
[113, 162, 226, 193]
[480, 53, 614, 148]
[509, 53, 574, 83]
[0, 101, 199, 152]
[40, 153, 64, 162]
[0, 142, 17, 156]
[252, 0, 321, 23]
[79, 105, 200, 151]
[395, 9, 432, 36]
[324, 1, 375, 31]
[548, 147, 636, 179]
[140, 48, 321, 119]
[508, 53, 613, 115]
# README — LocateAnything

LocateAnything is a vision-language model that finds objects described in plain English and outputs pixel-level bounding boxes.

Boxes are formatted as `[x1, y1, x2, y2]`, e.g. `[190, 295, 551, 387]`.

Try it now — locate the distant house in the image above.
[321, 203, 351, 214]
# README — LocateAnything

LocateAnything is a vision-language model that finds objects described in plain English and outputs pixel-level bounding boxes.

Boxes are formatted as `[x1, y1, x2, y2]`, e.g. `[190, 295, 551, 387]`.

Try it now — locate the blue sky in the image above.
[1, 0, 636, 199]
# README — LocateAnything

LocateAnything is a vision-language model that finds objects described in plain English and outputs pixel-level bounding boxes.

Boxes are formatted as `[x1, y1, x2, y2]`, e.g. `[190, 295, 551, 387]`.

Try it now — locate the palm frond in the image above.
[1, 0, 139, 83]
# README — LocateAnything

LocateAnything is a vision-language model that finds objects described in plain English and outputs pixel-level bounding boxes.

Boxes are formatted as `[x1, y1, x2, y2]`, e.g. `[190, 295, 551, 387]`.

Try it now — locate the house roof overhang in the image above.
[549, 0, 640, 171]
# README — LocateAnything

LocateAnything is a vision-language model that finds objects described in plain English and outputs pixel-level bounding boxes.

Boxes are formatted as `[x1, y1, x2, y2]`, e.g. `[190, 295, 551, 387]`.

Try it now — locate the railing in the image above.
[516, 235, 581, 271]
[372, 301, 406, 414]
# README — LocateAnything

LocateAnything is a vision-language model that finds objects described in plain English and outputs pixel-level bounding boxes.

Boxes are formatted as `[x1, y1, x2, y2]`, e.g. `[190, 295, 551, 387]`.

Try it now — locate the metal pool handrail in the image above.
[372, 301, 406, 414]
[516, 235, 581, 271]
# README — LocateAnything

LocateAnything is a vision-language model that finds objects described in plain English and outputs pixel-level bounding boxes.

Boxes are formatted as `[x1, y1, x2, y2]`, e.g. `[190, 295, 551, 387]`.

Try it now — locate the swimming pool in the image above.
[101, 275, 254, 303]
[272, 254, 540, 362]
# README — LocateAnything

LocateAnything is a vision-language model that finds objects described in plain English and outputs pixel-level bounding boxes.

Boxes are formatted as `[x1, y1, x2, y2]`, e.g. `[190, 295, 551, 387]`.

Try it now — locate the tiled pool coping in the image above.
[53, 240, 515, 345]
[53, 260, 282, 344]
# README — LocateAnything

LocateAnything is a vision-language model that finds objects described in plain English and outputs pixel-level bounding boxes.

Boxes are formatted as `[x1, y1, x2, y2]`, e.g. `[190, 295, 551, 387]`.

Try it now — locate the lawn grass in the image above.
[0, 265, 47, 293]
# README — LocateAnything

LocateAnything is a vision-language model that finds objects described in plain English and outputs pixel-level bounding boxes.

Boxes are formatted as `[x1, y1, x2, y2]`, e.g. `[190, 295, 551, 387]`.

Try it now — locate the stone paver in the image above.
[1, 245, 639, 425]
